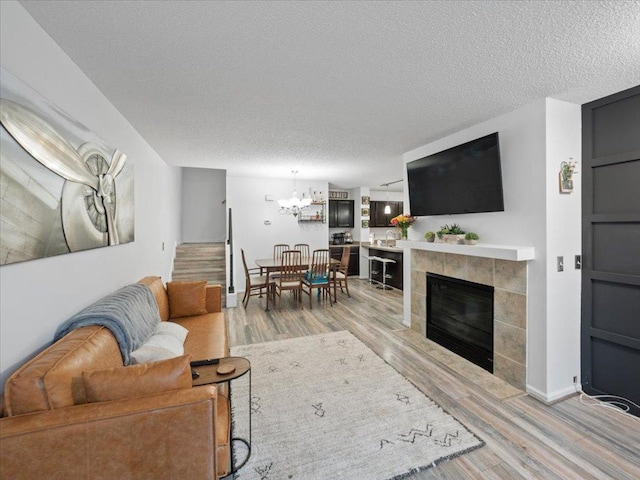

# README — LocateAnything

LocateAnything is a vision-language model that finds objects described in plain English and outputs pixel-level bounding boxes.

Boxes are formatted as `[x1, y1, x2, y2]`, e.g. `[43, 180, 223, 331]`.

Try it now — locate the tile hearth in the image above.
[410, 250, 528, 390]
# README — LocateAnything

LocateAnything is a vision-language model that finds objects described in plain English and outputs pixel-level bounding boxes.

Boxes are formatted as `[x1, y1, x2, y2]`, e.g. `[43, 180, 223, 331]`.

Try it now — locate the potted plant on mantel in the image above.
[438, 223, 466, 244]
[464, 232, 479, 245]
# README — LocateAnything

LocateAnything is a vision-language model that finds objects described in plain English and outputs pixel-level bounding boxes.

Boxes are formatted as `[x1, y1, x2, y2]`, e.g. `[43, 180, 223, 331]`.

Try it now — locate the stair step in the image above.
[172, 243, 228, 307]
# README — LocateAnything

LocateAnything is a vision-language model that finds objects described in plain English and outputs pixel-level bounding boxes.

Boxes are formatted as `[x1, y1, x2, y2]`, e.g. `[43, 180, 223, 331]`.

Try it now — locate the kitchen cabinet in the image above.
[369, 201, 403, 227]
[368, 247, 403, 290]
[329, 245, 359, 276]
[328, 200, 354, 228]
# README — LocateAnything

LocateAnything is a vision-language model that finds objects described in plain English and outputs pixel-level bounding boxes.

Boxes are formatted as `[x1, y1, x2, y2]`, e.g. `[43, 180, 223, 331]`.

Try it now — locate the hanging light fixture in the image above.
[278, 170, 312, 217]
[384, 183, 391, 214]
[380, 179, 402, 214]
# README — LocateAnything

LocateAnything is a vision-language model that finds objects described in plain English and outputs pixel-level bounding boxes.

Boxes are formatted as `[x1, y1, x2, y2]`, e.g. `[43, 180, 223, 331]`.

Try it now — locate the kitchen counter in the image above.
[360, 243, 403, 253]
[329, 241, 360, 248]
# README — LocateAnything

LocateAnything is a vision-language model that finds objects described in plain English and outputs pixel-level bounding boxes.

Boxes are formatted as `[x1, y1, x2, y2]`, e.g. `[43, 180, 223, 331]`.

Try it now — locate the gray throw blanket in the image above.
[54, 284, 160, 365]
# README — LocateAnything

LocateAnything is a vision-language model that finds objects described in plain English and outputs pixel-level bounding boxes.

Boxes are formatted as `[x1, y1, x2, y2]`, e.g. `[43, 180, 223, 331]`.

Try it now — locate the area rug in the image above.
[229, 331, 483, 480]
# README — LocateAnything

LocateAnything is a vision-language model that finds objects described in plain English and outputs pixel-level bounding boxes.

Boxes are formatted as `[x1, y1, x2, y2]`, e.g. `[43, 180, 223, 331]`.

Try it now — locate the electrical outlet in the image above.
[575, 255, 581, 269]
[557, 256, 564, 272]
[162, 242, 165, 251]
[573, 376, 577, 384]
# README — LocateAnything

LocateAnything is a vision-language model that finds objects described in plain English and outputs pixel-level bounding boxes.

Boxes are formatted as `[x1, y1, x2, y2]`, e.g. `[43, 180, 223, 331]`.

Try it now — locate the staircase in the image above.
[172, 243, 227, 298]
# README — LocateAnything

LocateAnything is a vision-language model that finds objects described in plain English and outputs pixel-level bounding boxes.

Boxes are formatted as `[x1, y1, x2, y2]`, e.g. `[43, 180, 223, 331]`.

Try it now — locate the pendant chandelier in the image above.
[278, 170, 312, 217]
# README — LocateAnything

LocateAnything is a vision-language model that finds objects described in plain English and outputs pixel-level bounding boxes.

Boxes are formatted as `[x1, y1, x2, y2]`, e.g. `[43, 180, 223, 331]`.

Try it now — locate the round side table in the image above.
[192, 356, 251, 474]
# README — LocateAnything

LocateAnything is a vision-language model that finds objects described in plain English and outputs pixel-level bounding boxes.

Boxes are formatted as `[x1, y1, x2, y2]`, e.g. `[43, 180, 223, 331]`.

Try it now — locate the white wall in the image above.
[227, 175, 329, 294]
[544, 98, 582, 399]
[402, 98, 582, 401]
[0, 1, 182, 387]
[181, 167, 226, 242]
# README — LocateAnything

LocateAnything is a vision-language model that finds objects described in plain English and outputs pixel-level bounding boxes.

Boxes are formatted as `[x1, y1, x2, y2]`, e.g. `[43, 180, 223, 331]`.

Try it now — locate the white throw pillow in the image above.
[156, 321, 189, 343]
[131, 322, 188, 364]
[130, 345, 176, 364]
[145, 332, 184, 355]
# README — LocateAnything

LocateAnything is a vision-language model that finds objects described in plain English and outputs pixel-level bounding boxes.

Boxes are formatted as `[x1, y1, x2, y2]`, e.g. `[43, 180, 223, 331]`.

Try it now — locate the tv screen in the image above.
[407, 132, 504, 216]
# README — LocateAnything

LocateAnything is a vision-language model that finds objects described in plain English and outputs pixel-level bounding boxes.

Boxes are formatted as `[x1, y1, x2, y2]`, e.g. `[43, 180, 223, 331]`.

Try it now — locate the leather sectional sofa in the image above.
[0, 276, 230, 480]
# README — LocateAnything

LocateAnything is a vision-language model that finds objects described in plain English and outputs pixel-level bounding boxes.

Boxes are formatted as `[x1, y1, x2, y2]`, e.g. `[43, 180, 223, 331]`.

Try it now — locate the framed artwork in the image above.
[361, 208, 369, 216]
[361, 220, 369, 228]
[0, 67, 134, 266]
[329, 190, 348, 199]
[361, 196, 370, 205]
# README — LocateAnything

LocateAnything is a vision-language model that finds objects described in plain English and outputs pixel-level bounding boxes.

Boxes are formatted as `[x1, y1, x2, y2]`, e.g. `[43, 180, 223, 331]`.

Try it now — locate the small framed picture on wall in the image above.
[362, 220, 369, 228]
[361, 196, 370, 205]
[361, 208, 369, 216]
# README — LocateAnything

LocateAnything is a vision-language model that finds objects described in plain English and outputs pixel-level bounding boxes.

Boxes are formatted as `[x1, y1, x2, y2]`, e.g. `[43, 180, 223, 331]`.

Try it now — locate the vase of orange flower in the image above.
[390, 214, 415, 240]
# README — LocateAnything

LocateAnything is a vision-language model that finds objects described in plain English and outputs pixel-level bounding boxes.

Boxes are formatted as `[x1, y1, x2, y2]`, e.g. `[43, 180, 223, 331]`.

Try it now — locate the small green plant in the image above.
[424, 231, 435, 242]
[439, 223, 465, 235]
[465, 232, 479, 240]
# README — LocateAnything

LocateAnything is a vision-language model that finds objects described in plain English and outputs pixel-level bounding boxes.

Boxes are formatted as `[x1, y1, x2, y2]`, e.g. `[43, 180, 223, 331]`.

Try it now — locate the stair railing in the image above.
[227, 207, 234, 294]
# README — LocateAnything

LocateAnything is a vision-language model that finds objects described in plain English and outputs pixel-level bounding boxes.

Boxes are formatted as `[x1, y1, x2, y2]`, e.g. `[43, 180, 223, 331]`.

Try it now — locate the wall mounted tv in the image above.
[407, 132, 504, 216]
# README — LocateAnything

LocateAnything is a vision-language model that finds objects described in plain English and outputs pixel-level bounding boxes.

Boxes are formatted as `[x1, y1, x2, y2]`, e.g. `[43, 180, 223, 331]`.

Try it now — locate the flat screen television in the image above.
[407, 132, 504, 216]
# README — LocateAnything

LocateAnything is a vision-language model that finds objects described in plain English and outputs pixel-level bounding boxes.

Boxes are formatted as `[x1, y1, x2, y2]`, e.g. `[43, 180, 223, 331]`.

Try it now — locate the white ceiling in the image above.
[19, 0, 640, 191]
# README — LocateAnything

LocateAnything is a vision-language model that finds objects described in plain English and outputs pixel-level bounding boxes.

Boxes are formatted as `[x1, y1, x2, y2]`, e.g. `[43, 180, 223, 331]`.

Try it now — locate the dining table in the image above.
[254, 257, 340, 311]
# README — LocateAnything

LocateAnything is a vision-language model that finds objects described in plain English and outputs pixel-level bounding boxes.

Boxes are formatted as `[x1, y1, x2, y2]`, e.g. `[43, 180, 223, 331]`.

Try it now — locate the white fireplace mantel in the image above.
[397, 240, 535, 261]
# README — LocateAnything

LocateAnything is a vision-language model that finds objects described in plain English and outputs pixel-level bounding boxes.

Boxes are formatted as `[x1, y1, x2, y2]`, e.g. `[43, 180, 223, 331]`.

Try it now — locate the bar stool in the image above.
[375, 257, 396, 290]
[362, 254, 378, 284]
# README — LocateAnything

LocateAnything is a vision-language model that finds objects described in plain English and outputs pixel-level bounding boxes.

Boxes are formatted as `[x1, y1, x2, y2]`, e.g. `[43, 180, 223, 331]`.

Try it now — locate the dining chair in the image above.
[272, 250, 304, 309]
[302, 249, 332, 309]
[241, 249, 272, 308]
[293, 243, 310, 259]
[332, 246, 351, 297]
[273, 244, 290, 259]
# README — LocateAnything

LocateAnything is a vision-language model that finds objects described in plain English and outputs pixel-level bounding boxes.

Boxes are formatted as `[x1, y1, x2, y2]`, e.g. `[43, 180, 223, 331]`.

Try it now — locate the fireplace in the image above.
[427, 273, 494, 372]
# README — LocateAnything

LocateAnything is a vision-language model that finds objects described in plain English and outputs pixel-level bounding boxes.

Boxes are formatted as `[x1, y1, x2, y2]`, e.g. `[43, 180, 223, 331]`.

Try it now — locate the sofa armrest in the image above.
[205, 284, 222, 313]
[1, 387, 224, 480]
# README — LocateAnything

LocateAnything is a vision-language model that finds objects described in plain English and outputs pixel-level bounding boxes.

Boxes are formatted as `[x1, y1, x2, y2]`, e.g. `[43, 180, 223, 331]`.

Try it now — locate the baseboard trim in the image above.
[526, 384, 579, 404]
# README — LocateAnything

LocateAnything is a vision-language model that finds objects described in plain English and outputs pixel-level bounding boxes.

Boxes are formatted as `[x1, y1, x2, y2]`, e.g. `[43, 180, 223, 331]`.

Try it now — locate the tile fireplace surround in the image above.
[400, 241, 534, 390]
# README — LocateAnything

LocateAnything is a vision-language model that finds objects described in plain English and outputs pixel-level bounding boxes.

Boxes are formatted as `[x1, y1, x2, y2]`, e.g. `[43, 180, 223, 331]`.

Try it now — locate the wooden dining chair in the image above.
[293, 243, 310, 259]
[272, 250, 304, 309]
[273, 244, 290, 259]
[332, 246, 351, 297]
[241, 249, 272, 308]
[302, 249, 332, 309]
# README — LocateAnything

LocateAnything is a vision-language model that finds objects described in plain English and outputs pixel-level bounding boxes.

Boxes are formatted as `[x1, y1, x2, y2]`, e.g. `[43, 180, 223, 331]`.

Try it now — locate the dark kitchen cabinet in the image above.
[328, 200, 354, 228]
[369, 201, 403, 227]
[330, 245, 359, 276]
[368, 248, 403, 290]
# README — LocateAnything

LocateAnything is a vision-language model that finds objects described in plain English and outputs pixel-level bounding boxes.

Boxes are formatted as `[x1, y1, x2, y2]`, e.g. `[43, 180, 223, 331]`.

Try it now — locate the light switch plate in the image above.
[557, 256, 564, 272]
[575, 255, 581, 269]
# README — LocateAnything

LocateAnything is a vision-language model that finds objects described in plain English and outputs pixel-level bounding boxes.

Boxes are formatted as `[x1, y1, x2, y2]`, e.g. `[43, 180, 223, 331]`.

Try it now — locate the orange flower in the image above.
[390, 215, 415, 227]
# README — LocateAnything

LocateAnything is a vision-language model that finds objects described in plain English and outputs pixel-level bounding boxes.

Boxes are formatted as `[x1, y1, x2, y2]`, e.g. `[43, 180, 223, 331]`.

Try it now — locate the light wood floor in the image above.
[226, 279, 640, 480]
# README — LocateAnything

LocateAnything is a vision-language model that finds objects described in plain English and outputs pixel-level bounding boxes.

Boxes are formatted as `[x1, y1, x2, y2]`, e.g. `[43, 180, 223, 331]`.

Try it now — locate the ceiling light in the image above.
[278, 170, 312, 217]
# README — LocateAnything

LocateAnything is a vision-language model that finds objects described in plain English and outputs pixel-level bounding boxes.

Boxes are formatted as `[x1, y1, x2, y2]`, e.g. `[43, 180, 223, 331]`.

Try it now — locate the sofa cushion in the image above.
[4, 326, 123, 416]
[83, 354, 192, 403]
[172, 312, 228, 361]
[167, 281, 208, 318]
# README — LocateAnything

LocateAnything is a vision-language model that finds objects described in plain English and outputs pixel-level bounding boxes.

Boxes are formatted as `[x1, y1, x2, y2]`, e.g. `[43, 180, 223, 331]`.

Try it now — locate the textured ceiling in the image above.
[19, 0, 640, 190]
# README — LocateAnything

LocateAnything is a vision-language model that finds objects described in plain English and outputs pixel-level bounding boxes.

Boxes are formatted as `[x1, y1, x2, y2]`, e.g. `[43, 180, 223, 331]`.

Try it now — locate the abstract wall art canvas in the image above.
[0, 67, 134, 266]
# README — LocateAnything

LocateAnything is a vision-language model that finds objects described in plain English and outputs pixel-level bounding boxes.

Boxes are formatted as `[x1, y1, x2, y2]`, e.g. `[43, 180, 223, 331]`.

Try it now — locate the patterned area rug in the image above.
[229, 331, 483, 480]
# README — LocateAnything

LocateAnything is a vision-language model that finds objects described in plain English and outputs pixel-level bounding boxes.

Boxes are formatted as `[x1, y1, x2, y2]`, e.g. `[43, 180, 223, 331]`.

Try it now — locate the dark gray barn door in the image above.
[581, 86, 640, 415]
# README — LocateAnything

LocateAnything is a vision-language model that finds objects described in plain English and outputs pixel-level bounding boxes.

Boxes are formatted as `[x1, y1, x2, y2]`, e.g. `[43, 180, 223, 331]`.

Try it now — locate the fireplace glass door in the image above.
[427, 273, 494, 372]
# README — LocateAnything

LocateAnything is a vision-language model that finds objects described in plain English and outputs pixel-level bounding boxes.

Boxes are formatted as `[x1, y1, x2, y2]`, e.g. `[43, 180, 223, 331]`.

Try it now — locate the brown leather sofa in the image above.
[0, 276, 230, 480]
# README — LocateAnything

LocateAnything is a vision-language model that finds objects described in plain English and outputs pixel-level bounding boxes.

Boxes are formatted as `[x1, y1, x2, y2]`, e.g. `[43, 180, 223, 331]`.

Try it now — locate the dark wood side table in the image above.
[192, 357, 251, 474]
